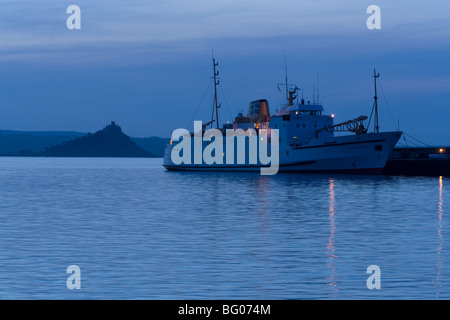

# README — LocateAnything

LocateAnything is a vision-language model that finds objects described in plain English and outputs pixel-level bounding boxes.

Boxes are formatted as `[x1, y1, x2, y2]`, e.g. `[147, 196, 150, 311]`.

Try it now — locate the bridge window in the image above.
[298, 110, 322, 116]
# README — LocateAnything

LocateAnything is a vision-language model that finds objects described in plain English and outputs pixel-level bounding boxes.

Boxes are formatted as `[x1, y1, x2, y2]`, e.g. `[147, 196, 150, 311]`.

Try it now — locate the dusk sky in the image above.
[0, 0, 449, 145]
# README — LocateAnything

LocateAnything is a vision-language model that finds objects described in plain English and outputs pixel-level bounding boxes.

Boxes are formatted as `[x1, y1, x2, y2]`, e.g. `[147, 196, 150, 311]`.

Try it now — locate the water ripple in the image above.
[0, 157, 448, 299]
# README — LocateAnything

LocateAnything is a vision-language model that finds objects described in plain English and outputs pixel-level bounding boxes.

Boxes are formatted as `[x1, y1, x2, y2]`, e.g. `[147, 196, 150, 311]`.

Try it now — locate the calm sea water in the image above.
[0, 157, 448, 299]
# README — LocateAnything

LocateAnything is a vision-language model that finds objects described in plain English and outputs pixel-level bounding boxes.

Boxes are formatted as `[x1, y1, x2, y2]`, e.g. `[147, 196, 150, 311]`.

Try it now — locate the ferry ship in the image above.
[163, 59, 402, 174]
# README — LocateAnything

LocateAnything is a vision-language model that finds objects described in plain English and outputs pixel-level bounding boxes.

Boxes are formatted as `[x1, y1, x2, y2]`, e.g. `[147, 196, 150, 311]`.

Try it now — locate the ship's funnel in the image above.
[247, 99, 270, 123]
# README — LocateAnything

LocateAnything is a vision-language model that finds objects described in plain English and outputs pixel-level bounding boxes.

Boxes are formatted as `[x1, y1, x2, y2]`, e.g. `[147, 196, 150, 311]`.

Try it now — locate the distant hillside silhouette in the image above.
[39, 121, 154, 157]
[0, 130, 85, 155]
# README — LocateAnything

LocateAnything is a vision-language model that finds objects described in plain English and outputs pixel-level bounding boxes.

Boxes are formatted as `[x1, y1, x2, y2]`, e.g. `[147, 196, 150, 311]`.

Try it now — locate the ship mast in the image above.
[279, 55, 296, 108]
[372, 69, 380, 133]
[212, 57, 220, 129]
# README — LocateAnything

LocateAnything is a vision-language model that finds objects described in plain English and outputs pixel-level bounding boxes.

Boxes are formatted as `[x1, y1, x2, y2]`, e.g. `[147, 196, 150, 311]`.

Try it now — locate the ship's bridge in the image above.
[271, 99, 334, 146]
[279, 102, 324, 116]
